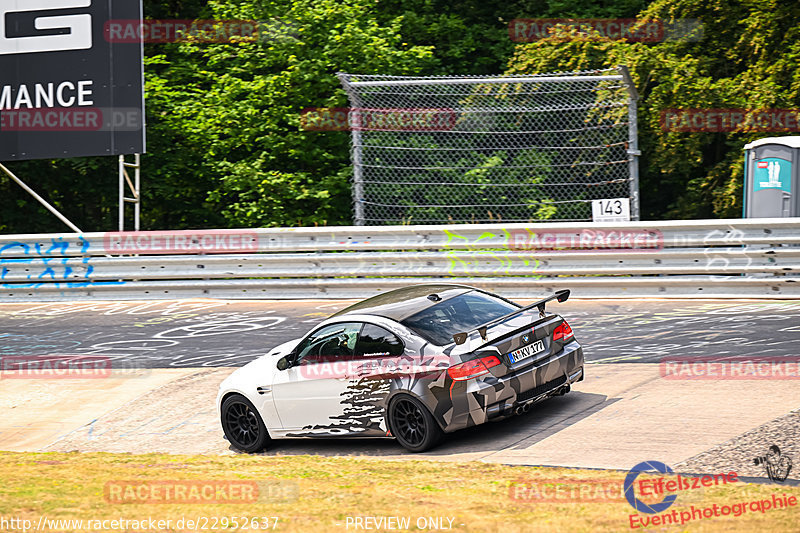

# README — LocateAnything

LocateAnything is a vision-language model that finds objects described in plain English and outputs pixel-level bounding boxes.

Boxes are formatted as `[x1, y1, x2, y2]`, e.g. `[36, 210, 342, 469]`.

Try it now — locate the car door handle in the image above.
[256, 386, 271, 395]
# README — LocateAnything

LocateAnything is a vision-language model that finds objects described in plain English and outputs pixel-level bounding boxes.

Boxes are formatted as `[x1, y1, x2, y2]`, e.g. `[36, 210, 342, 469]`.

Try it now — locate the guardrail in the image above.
[0, 218, 798, 300]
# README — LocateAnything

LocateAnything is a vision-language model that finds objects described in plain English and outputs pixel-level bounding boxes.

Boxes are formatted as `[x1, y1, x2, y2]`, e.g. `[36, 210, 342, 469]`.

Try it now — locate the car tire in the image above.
[221, 394, 271, 453]
[388, 395, 444, 453]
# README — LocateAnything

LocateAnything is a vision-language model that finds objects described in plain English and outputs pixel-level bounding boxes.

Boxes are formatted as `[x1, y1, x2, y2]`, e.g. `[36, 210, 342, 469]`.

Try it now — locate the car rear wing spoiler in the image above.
[452, 289, 570, 345]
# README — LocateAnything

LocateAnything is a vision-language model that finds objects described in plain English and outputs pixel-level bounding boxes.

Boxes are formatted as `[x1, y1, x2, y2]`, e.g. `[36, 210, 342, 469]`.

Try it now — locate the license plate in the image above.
[508, 339, 545, 363]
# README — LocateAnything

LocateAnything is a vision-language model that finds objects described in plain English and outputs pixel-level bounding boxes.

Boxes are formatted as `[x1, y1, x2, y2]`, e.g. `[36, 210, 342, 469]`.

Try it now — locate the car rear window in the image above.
[401, 291, 519, 346]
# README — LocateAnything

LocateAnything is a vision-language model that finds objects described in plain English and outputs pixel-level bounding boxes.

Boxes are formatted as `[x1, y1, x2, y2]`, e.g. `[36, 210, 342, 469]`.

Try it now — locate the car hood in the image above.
[219, 337, 301, 392]
[265, 337, 302, 359]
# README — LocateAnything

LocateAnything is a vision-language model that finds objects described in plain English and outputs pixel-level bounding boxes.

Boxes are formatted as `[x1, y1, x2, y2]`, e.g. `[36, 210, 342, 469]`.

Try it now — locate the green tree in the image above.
[0, 0, 434, 232]
[505, 0, 800, 219]
[373, 0, 650, 75]
[0, 0, 212, 233]
[8, 0, 789, 231]
[149, 0, 435, 227]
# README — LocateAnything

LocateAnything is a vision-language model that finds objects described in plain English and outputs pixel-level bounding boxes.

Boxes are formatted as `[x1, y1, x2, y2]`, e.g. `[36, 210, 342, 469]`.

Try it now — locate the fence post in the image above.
[619, 65, 641, 221]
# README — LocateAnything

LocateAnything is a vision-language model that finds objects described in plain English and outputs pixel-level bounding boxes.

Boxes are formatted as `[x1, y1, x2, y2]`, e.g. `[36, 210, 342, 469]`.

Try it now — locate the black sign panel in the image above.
[0, 0, 145, 161]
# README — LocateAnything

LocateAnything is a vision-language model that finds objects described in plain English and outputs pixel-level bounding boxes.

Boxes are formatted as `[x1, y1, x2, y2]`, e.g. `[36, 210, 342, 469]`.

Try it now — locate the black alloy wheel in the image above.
[221, 394, 270, 453]
[388, 395, 444, 453]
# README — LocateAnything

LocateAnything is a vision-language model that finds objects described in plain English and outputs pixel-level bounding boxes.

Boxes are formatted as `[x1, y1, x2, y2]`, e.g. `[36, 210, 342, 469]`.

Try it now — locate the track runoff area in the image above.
[0, 297, 798, 532]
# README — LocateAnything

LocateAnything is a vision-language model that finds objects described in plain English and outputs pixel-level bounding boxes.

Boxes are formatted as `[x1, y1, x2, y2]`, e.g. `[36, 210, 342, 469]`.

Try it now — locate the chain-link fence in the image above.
[338, 67, 639, 225]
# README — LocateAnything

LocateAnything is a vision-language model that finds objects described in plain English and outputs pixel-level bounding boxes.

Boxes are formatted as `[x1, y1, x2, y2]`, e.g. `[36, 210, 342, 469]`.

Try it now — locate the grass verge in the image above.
[0, 451, 798, 532]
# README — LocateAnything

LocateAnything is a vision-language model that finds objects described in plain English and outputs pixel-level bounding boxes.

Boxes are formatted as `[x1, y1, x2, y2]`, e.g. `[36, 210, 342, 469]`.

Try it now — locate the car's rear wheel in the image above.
[221, 394, 270, 453]
[388, 395, 444, 453]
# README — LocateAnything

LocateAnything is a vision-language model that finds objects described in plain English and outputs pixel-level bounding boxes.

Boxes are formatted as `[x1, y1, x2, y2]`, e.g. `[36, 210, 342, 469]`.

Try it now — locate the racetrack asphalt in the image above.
[1, 298, 799, 368]
[1, 298, 798, 475]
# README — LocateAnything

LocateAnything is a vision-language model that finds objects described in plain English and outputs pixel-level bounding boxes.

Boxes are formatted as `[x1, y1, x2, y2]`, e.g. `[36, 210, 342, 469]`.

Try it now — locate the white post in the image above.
[134, 153, 141, 231]
[118, 155, 125, 231]
[0, 162, 83, 233]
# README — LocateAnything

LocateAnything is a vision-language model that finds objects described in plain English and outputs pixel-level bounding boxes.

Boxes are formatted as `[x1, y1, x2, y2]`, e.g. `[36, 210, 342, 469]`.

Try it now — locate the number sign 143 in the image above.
[592, 198, 631, 222]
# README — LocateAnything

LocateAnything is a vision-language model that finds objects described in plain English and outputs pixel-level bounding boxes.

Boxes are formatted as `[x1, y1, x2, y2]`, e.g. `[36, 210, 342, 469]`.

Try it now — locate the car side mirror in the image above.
[277, 356, 291, 371]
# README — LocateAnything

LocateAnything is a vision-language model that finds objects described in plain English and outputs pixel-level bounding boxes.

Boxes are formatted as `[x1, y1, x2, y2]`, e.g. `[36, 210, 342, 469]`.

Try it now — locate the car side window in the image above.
[294, 322, 363, 364]
[355, 323, 404, 357]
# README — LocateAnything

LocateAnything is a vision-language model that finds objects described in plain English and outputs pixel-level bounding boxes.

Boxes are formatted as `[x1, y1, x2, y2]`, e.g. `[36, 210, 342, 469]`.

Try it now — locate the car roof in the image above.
[330, 284, 478, 322]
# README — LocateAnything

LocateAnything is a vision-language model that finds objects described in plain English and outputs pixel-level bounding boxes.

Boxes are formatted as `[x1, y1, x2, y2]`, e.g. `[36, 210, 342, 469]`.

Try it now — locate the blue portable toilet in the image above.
[743, 136, 800, 218]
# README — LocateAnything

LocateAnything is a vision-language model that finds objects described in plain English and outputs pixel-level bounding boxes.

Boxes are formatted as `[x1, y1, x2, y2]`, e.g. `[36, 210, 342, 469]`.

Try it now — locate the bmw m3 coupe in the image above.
[217, 284, 584, 453]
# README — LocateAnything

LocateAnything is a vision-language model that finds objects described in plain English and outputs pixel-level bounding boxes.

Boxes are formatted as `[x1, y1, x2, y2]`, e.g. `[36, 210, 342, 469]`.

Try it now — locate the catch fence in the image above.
[337, 67, 640, 225]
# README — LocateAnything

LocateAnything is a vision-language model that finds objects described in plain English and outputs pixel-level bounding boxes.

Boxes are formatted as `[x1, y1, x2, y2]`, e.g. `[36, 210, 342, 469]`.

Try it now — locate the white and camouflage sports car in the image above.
[217, 284, 584, 453]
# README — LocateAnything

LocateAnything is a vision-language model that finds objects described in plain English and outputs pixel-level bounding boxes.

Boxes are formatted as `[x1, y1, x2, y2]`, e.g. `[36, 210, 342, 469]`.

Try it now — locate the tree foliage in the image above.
[1, 0, 797, 232]
[0, 0, 435, 231]
[506, 0, 800, 219]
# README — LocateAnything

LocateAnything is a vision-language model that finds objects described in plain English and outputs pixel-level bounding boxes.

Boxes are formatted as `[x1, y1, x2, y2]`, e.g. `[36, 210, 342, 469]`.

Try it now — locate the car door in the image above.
[270, 322, 363, 433]
[337, 323, 407, 435]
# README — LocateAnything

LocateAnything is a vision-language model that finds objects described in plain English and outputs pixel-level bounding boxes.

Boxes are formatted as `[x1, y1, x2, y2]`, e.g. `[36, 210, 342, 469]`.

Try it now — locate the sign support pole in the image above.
[118, 154, 141, 231]
[0, 163, 83, 233]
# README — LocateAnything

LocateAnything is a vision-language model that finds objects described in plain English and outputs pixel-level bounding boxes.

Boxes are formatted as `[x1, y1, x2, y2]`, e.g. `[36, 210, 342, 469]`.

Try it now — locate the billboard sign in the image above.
[0, 0, 145, 161]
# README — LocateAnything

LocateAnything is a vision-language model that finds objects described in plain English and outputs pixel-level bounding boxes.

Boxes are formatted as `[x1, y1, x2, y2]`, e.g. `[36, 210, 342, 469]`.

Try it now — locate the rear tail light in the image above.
[552, 320, 574, 342]
[447, 355, 501, 381]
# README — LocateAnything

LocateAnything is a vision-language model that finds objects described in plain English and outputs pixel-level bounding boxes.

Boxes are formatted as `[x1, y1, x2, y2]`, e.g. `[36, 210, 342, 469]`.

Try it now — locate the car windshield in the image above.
[401, 291, 519, 346]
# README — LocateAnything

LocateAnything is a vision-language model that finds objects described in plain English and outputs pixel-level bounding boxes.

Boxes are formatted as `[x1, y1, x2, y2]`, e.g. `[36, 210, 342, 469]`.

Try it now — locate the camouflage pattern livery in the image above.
[279, 285, 584, 438]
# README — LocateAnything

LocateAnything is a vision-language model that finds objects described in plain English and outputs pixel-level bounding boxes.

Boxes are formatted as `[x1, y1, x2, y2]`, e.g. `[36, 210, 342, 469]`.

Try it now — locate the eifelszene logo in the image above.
[0, 0, 93, 55]
[624, 461, 678, 514]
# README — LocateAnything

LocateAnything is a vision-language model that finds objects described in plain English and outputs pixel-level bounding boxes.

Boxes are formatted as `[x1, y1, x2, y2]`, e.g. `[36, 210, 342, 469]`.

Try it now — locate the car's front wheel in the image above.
[388, 395, 444, 453]
[221, 394, 270, 453]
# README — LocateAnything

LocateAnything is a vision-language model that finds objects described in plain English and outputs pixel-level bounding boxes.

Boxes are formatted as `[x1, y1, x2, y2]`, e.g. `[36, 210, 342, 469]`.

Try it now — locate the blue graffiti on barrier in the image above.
[0, 236, 124, 289]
